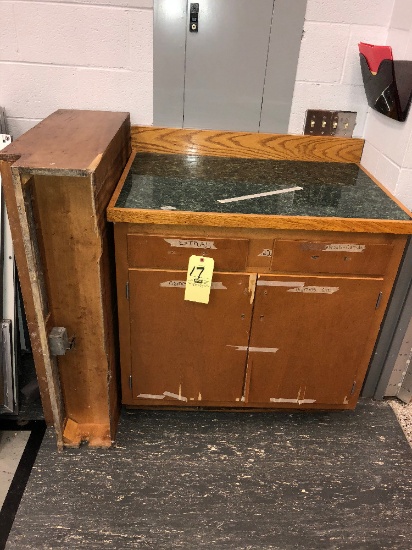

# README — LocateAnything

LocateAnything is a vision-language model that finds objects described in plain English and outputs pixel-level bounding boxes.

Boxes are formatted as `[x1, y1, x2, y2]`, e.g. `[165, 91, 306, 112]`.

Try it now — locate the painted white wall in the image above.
[288, 0, 394, 138]
[361, 0, 412, 210]
[0, 0, 154, 138]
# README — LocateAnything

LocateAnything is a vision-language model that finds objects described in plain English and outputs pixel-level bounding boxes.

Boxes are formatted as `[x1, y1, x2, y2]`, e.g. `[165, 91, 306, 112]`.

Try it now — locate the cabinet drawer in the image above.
[270, 239, 393, 276]
[127, 234, 249, 271]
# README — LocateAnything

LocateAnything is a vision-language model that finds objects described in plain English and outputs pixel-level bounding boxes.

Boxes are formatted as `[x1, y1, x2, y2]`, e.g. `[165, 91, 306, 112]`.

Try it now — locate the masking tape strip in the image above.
[257, 281, 305, 287]
[137, 394, 166, 400]
[228, 345, 279, 353]
[287, 286, 339, 294]
[164, 239, 217, 249]
[163, 391, 188, 402]
[323, 244, 365, 252]
[217, 186, 303, 203]
[270, 398, 316, 404]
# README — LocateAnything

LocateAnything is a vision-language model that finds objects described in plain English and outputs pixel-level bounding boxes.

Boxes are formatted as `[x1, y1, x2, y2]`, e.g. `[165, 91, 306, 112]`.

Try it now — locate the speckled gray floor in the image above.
[5, 400, 412, 550]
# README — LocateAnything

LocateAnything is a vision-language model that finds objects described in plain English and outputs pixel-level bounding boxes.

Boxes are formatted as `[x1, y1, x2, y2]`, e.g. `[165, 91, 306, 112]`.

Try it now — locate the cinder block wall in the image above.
[0, 0, 153, 138]
[361, 0, 412, 210]
[2, 0, 411, 210]
[1, 0, 395, 141]
[288, 0, 393, 137]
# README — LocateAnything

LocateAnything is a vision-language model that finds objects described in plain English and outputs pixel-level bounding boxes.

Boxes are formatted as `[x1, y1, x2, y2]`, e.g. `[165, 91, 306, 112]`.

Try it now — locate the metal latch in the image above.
[48, 327, 75, 356]
[189, 3, 199, 32]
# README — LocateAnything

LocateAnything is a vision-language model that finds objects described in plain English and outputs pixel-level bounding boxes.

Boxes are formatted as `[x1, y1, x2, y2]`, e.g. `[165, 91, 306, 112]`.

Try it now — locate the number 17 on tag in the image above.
[184, 255, 215, 304]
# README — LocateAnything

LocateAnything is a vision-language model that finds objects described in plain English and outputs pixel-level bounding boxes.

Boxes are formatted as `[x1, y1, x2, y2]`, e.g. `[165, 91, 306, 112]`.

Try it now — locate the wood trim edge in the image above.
[131, 126, 364, 164]
[107, 207, 412, 234]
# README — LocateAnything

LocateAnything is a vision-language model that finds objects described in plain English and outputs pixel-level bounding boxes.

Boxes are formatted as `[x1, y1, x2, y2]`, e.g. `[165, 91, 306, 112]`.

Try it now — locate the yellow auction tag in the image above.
[184, 255, 214, 304]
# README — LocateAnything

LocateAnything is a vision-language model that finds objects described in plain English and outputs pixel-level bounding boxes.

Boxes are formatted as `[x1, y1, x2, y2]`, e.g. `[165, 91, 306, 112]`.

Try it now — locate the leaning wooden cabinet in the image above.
[107, 128, 412, 412]
[0, 110, 131, 447]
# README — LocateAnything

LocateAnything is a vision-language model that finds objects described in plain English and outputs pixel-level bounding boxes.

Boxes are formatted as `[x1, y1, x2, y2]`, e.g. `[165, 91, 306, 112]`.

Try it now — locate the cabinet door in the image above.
[247, 274, 383, 406]
[129, 269, 254, 405]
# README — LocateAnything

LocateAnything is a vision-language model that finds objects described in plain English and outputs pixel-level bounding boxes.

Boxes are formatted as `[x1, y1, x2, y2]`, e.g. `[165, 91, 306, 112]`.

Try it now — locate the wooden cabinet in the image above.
[107, 128, 412, 415]
[0, 110, 131, 447]
[113, 225, 407, 410]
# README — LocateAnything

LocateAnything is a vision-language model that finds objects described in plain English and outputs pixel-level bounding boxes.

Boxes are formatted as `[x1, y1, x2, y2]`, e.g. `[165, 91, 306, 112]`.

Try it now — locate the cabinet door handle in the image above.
[375, 291, 383, 309]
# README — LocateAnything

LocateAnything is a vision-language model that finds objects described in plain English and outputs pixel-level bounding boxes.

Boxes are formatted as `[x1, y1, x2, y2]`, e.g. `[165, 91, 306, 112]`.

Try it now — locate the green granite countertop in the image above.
[107, 152, 412, 233]
[115, 153, 410, 221]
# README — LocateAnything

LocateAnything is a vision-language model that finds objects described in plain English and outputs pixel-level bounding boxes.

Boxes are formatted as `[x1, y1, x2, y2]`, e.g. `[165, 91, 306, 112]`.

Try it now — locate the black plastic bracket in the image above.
[360, 54, 412, 122]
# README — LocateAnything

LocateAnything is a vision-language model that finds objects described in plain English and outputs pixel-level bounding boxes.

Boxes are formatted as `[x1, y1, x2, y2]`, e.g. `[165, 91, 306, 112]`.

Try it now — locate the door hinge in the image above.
[126, 281, 129, 300]
[129, 375, 132, 391]
[375, 291, 383, 309]
[350, 380, 357, 396]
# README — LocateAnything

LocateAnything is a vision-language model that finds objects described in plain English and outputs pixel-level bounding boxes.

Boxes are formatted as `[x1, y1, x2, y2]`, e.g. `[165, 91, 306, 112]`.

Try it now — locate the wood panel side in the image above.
[92, 116, 131, 440]
[32, 175, 113, 443]
[94, 115, 132, 226]
[131, 126, 364, 163]
[99, 222, 120, 442]
[347, 235, 408, 406]
[0, 161, 65, 441]
[114, 223, 133, 405]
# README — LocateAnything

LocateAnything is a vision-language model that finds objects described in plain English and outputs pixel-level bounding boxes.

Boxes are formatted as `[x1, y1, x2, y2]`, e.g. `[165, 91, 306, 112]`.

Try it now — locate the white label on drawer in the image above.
[160, 280, 227, 289]
[270, 397, 316, 404]
[160, 280, 186, 288]
[227, 345, 279, 353]
[137, 394, 166, 400]
[323, 244, 366, 252]
[164, 238, 217, 249]
[257, 280, 305, 287]
[258, 249, 272, 257]
[216, 186, 303, 203]
[287, 286, 339, 294]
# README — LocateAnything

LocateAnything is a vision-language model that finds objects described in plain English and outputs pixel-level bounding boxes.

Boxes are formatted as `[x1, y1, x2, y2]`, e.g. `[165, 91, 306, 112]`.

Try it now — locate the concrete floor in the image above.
[389, 398, 412, 448]
[5, 399, 412, 550]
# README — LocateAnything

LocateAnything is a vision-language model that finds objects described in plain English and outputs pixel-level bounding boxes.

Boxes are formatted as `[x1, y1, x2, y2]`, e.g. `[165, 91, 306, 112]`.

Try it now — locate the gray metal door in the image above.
[154, 0, 307, 132]
[183, 0, 274, 131]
